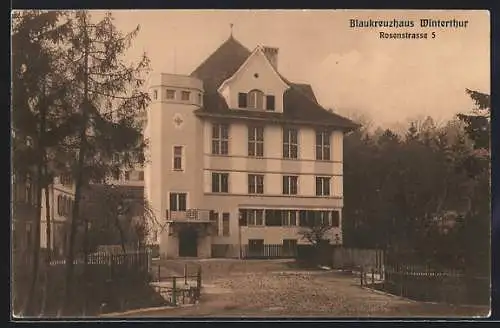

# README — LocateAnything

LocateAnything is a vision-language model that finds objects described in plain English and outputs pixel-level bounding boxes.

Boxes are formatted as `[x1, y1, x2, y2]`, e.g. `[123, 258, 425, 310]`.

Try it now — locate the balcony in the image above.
[167, 209, 212, 223]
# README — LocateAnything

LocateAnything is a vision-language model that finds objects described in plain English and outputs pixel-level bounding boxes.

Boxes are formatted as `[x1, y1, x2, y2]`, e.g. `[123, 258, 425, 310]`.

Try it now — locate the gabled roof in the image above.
[217, 45, 289, 93]
[191, 36, 359, 132]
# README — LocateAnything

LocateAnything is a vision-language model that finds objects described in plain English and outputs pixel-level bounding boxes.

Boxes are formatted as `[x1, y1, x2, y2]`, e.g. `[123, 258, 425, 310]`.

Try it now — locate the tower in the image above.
[145, 73, 204, 255]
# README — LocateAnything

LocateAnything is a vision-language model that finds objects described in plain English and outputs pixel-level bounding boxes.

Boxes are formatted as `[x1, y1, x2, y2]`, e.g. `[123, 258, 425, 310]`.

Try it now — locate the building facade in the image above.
[145, 36, 358, 259]
[38, 169, 145, 257]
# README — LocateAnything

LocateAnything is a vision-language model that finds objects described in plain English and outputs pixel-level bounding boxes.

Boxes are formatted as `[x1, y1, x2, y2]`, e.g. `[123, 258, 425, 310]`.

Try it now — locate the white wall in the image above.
[202, 121, 344, 198]
[218, 49, 289, 112]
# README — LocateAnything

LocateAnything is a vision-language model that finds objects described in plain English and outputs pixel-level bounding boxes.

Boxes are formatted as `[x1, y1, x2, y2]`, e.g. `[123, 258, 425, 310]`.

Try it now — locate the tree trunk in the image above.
[41, 175, 52, 315]
[62, 15, 90, 316]
[115, 215, 128, 255]
[24, 111, 47, 316]
[45, 177, 52, 262]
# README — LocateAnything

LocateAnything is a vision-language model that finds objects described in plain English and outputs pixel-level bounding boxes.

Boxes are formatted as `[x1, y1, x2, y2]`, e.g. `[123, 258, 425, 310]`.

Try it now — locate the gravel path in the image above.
[122, 269, 489, 318]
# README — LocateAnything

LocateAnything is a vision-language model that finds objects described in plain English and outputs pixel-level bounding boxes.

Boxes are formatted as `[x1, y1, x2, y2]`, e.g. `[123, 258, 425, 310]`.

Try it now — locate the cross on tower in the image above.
[174, 116, 183, 126]
[230, 23, 234, 37]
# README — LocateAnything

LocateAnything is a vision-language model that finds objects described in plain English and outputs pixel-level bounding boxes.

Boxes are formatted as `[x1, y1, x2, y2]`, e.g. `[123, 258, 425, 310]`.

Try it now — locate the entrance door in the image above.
[178, 226, 198, 257]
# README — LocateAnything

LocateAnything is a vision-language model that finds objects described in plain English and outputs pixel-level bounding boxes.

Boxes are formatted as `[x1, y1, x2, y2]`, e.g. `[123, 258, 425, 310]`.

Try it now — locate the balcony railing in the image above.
[167, 209, 212, 222]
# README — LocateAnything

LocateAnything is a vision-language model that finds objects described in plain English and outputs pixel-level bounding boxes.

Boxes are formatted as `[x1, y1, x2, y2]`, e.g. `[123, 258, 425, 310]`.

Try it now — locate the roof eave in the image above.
[194, 110, 359, 131]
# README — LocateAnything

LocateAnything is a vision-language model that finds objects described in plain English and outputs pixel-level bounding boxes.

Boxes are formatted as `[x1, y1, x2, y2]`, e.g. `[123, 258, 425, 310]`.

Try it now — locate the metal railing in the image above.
[167, 209, 212, 222]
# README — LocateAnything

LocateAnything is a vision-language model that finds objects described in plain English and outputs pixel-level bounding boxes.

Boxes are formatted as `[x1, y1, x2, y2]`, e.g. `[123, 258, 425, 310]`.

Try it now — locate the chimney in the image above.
[262, 46, 279, 70]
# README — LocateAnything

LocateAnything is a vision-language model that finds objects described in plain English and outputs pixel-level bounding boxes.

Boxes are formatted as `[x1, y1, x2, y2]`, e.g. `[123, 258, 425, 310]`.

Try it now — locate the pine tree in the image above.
[59, 11, 150, 315]
[12, 10, 74, 316]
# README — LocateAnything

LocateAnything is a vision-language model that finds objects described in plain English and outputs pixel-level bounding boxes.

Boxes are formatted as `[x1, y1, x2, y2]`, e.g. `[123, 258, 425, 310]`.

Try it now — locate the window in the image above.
[153, 90, 158, 99]
[169, 193, 187, 211]
[212, 123, 229, 155]
[283, 128, 298, 159]
[316, 177, 331, 196]
[316, 131, 331, 160]
[266, 95, 275, 111]
[281, 210, 297, 226]
[212, 173, 229, 193]
[331, 211, 340, 227]
[124, 171, 130, 181]
[222, 213, 230, 236]
[247, 209, 264, 226]
[299, 210, 308, 226]
[265, 210, 282, 226]
[210, 211, 219, 236]
[248, 89, 264, 109]
[248, 126, 264, 157]
[319, 211, 331, 225]
[138, 171, 144, 181]
[239, 209, 264, 226]
[173, 146, 183, 170]
[238, 92, 247, 108]
[166, 89, 175, 99]
[282, 176, 298, 195]
[198, 93, 202, 105]
[248, 174, 264, 194]
[181, 91, 190, 101]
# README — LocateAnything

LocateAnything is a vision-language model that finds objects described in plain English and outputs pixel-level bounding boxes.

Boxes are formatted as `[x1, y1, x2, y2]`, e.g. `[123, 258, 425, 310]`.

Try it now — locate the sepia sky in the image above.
[98, 10, 490, 126]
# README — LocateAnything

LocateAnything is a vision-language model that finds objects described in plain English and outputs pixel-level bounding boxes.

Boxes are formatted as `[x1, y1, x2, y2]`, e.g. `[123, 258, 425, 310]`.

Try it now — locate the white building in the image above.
[146, 35, 358, 259]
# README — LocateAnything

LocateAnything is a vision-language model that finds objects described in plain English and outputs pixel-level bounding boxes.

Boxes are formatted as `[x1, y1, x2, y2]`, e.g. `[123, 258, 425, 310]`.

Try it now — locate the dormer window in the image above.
[238, 90, 276, 111]
[238, 93, 247, 108]
[248, 89, 264, 109]
[266, 95, 275, 111]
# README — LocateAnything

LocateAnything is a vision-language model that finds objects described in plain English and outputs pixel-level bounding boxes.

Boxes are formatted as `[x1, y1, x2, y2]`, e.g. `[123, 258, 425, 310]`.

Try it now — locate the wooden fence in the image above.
[151, 263, 202, 306]
[359, 262, 489, 305]
[12, 250, 155, 315]
[46, 251, 150, 276]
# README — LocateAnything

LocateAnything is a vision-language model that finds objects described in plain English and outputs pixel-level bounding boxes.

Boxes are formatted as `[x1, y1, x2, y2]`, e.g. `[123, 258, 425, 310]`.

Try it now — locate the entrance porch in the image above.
[159, 210, 215, 259]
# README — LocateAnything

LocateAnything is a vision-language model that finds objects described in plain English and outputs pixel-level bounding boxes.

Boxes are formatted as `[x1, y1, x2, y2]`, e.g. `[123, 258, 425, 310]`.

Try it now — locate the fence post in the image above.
[184, 264, 187, 285]
[197, 265, 202, 288]
[400, 269, 404, 297]
[371, 268, 375, 285]
[172, 277, 177, 306]
[196, 265, 202, 300]
[157, 264, 160, 282]
[360, 267, 364, 286]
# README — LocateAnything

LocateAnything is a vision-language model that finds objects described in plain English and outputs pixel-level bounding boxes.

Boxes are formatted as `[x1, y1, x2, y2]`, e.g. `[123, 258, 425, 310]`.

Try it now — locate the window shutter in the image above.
[266, 95, 275, 111]
[238, 93, 247, 108]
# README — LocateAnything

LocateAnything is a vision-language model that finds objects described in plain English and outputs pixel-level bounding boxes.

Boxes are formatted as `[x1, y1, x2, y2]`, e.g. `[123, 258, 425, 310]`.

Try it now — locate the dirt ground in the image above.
[117, 259, 490, 318]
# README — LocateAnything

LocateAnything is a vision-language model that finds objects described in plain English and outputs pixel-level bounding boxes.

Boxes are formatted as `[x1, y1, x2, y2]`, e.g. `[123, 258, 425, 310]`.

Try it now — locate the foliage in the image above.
[343, 89, 490, 273]
[12, 10, 151, 316]
[298, 220, 335, 246]
[80, 185, 161, 253]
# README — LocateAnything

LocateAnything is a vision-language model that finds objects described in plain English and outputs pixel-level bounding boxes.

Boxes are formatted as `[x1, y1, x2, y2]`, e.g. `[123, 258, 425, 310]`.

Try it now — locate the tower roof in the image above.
[191, 36, 251, 93]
